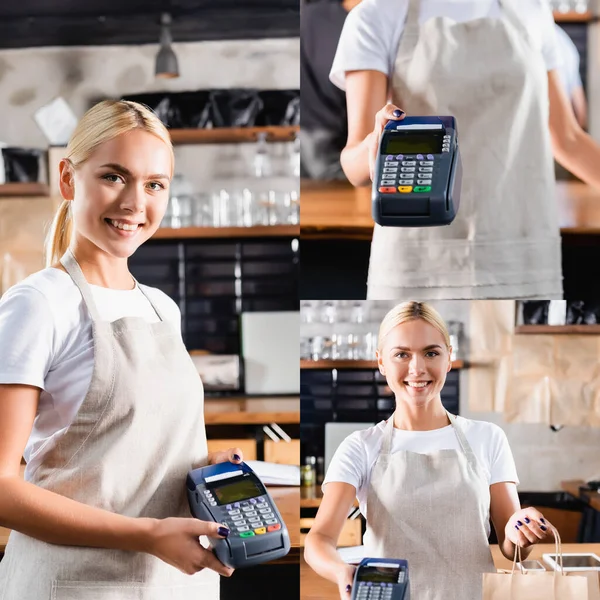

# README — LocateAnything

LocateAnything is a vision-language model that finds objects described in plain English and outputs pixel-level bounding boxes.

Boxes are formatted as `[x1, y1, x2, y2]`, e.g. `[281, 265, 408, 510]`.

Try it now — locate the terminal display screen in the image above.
[383, 133, 443, 155]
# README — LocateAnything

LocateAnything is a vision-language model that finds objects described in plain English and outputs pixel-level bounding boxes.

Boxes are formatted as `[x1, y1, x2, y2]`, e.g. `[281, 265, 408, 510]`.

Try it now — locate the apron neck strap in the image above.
[381, 410, 479, 470]
[398, 0, 422, 59]
[59, 249, 166, 323]
[446, 411, 479, 469]
[60, 249, 102, 322]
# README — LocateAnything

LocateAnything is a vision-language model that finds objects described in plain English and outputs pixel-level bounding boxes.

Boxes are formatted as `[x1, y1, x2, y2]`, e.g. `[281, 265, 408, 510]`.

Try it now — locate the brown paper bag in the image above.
[567, 572, 600, 600]
[482, 529, 590, 599]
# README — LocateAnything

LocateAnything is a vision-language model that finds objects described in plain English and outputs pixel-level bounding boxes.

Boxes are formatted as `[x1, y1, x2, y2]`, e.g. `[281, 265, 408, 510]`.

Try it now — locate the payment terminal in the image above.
[372, 116, 462, 227]
[352, 558, 410, 600]
[186, 462, 290, 568]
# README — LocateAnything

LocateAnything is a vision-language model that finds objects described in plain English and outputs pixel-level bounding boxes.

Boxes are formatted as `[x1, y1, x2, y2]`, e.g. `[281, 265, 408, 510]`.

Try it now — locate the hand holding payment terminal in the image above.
[352, 558, 410, 600]
[372, 116, 462, 227]
[186, 461, 290, 568]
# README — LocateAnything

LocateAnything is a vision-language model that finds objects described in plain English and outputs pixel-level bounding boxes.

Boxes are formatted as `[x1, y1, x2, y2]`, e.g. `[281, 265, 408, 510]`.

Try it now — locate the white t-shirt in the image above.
[330, 0, 560, 90]
[323, 416, 519, 536]
[0, 268, 181, 479]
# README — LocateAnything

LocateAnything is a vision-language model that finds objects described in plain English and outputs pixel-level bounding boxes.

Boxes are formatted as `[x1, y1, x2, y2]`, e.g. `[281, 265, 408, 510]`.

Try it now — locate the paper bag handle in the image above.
[511, 525, 563, 579]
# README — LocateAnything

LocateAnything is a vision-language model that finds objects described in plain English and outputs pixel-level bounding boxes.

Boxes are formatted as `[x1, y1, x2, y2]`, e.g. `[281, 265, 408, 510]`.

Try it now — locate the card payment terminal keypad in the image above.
[202, 489, 281, 539]
[356, 582, 395, 600]
[379, 157, 436, 194]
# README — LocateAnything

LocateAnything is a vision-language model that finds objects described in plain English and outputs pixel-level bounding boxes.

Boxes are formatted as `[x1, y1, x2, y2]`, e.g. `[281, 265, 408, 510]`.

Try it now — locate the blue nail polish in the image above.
[540, 518, 546, 524]
[524, 518, 531, 524]
[392, 109, 404, 117]
[218, 526, 230, 537]
[515, 525, 519, 530]
[517, 521, 523, 527]
[540, 525, 547, 531]
[346, 585, 352, 592]
[233, 454, 241, 461]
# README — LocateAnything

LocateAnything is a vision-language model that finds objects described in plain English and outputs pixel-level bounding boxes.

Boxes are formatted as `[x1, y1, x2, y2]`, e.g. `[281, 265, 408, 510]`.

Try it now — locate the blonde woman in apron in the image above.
[0, 101, 239, 599]
[331, 0, 600, 299]
[304, 302, 555, 600]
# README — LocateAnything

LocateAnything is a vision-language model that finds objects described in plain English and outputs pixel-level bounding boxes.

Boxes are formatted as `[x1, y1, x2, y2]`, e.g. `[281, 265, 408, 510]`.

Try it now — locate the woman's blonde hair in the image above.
[45, 100, 173, 267]
[378, 301, 451, 351]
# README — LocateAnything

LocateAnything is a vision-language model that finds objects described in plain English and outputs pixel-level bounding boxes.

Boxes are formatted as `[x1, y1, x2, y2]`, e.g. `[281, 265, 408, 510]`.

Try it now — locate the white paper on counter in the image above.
[34, 97, 78, 146]
[245, 460, 300, 486]
[338, 545, 366, 564]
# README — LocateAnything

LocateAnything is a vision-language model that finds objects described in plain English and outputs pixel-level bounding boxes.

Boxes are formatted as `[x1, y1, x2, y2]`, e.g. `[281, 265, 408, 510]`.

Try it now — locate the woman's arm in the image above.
[548, 69, 600, 186]
[342, 70, 404, 186]
[304, 482, 358, 599]
[489, 482, 553, 562]
[0, 384, 232, 576]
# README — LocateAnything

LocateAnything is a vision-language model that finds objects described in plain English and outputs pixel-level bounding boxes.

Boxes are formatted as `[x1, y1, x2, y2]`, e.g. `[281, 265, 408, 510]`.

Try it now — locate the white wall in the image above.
[0, 38, 300, 147]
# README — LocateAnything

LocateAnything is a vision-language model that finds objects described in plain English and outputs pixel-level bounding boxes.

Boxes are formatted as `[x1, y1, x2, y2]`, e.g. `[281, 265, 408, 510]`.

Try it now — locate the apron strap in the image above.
[60, 249, 102, 322]
[134, 279, 167, 323]
[380, 415, 395, 456]
[60, 250, 166, 323]
[396, 0, 422, 63]
[446, 411, 480, 472]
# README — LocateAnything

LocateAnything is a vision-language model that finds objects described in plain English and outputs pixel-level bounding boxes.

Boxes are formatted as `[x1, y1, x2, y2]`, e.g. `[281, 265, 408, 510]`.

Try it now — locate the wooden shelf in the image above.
[554, 10, 594, 22]
[0, 183, 49, 197]
[169, 126, 298, 145]
[205, 411, 300, 425]
[152, 225, 299, 240]
[515, 325, 600, 335]
[300, 359, 465, 370]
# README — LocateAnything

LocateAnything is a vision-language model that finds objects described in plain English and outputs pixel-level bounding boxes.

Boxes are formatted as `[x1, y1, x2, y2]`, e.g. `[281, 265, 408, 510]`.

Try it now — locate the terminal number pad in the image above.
[356, 582, 394, 600]
[225, 500, 279, 536]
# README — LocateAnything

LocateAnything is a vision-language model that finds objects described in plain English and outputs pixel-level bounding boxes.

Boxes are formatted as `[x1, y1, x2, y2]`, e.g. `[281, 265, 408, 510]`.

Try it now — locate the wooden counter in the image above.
[0, 485, 300, 565]
[301, 544, 600, 599]
[562, 479, 600, 512]
[300, 180, 600, 239]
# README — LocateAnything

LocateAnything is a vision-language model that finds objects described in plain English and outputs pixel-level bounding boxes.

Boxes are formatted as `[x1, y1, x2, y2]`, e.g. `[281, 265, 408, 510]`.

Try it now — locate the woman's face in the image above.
[376, 318, 452, 409]
[61, 129, 172, 259]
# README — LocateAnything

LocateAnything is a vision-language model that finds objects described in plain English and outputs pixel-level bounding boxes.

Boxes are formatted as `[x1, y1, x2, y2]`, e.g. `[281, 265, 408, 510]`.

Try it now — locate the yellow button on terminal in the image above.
[254, 527, 267, 535]
[398, 186, 413, 193]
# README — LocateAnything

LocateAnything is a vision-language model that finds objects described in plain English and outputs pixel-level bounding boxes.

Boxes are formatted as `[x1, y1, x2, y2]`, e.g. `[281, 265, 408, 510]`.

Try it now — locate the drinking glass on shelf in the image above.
[211, 189, 231, 228]
[288, 133, 300, 178]
[253, 132, 272, 178]
[320, 302, 337, 324]
[192, 192, 213, 227]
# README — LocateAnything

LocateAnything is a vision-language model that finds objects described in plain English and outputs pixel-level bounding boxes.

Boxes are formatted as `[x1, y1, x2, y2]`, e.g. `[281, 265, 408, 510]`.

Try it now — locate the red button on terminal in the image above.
[267, 524, 281, 532]
[378, 186, 397, 194]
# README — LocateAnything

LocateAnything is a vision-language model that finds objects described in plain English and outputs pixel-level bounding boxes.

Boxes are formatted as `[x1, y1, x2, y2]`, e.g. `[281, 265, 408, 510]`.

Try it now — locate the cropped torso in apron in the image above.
[363, 412, 496, 600]
[367, 0, 563, 300]
[0, 250, 219, 600]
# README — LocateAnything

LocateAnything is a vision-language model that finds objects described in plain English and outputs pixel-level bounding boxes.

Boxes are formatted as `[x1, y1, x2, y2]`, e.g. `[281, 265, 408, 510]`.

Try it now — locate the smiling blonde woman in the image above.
[0, 100, 242, 599]
[304, 301, 555, 600]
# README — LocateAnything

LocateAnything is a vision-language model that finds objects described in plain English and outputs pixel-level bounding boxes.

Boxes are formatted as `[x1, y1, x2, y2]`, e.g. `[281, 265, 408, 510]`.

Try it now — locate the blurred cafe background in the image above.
[300, 299, 600, 556]
[0, 1, 300, 597]
[300, 0, 600, 300]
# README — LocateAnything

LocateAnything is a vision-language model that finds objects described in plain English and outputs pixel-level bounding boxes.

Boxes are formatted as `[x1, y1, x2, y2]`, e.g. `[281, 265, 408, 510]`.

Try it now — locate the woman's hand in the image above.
[146, 517, 234, 577]
[367, 103, 406, 181]
[207, 447, 244, 466]
[504, 507, 554, 549]
[337, 563, 357, 600]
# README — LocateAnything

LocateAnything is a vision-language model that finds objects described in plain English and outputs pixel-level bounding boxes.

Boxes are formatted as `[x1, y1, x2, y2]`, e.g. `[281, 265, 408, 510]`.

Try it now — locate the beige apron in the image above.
[0, 250, 219, 599]
[364, 412, 496, 600]
[367, 0, 563, 300]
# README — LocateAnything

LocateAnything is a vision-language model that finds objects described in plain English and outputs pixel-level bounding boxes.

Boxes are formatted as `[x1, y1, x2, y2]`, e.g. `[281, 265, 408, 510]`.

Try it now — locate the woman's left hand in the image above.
[505, 507, 554, 548]
[207, 447, 244, 466]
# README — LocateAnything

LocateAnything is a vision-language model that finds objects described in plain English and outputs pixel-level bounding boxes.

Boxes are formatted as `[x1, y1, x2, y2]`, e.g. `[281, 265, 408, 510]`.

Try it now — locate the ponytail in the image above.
[45, 200, 73, 267]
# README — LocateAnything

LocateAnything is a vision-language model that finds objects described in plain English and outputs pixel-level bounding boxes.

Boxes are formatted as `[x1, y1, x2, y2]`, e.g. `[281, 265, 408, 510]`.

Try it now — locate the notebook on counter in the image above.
[245, 460, 300, 486]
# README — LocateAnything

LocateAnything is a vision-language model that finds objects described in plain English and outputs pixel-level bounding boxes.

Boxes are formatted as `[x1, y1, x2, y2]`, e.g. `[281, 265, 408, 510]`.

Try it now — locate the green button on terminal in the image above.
[240, 531, 255, 538]
[413, 186, 431, 193]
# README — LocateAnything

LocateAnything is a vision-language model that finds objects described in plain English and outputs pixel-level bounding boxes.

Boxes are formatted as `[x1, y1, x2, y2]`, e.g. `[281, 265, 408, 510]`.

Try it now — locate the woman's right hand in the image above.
[337, 563, 357, 600]
[367, 103, 406, 181]
[146, 517, 234, 577]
